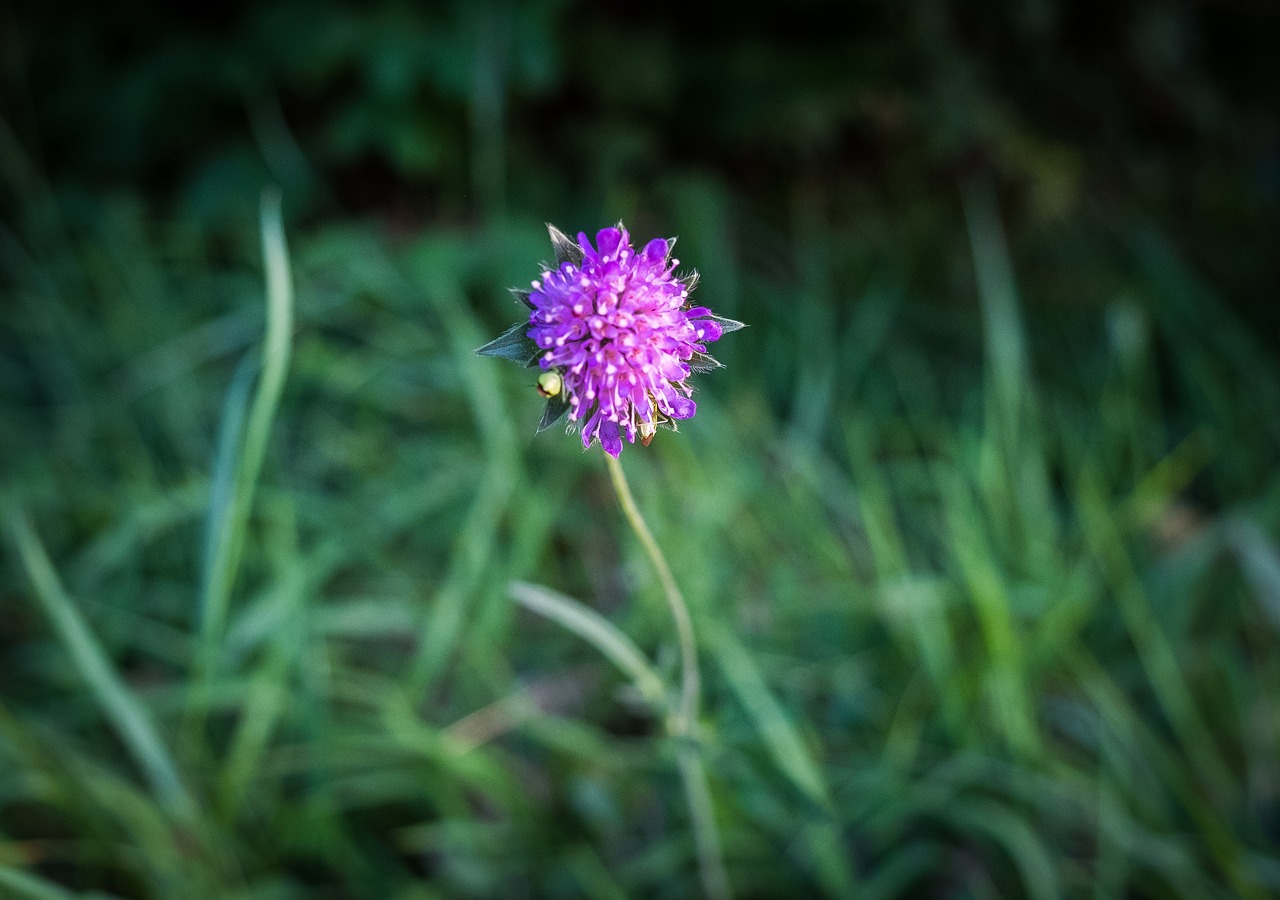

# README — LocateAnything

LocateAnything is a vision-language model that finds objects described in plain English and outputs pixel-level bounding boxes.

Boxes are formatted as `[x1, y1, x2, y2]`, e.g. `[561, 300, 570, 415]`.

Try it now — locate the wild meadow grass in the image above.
[2, 168, 1279, 899]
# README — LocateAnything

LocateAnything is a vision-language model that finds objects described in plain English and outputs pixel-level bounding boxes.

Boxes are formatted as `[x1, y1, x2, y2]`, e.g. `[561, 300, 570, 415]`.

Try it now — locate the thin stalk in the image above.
[677, 745, 732, 900]
[604, 454, 729, 900]
[605, 454, 700, 730]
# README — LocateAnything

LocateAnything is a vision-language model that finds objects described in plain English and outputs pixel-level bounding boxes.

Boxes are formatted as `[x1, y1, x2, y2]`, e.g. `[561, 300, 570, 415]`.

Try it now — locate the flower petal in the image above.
[669, 396, 697, 419]
[596, 227, 623, 260]
[641, 238, 669, 264]
[693, 318, 723, 342]
[599, 420, 623, 457]
[580, 410, 601, 450]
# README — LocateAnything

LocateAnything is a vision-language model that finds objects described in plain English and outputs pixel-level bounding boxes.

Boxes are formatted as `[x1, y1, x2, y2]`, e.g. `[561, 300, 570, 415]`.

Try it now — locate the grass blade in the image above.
[507, 581, 668, 714]
[943, 799, 1063, 900]
[706, 625, 857, 895]
[405, 241, 519, 696]
[7, 512, 195, 820]
[963, 179, 1028, 420]
[197, 187, 295, 664]
[0, 865, 76, 900]
[706, 626, 830, 810]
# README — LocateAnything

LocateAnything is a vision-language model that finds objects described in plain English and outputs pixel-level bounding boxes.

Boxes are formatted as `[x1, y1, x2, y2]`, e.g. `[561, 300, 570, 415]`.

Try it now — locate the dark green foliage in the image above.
[2, 1, 1278, 897]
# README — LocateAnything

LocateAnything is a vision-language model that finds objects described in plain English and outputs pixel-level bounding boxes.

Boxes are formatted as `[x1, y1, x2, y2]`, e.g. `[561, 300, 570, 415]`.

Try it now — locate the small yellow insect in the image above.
[536, 371, 563, 399]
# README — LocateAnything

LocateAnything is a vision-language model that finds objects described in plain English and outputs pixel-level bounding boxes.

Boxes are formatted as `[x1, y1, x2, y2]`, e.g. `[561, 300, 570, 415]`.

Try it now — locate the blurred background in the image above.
[2, 0, 1279, 897]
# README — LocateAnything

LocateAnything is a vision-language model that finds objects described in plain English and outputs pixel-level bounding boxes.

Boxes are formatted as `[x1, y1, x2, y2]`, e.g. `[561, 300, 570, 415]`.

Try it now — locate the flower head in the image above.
[477, 223, 741, 457]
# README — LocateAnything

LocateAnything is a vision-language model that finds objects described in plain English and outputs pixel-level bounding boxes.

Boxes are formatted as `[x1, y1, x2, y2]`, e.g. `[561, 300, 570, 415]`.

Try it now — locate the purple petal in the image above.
[599, 420, 623, 457]
[641, 238, 669, 264]
[693, 318, 723, 342]
[596, 228, 623, 260]
[669, 396, 697, 419]
[659, 356, 687, 381]
[580, 410, 601, 450]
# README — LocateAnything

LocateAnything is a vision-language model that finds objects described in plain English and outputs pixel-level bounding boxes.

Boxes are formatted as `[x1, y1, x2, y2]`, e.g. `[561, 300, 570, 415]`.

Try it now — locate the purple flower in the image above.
[478, 224, 742, 457]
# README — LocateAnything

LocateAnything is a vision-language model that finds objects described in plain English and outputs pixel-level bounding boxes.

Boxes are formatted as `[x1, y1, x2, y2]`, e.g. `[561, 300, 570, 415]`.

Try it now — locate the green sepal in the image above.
[711, 314, 746, 334]
[475, 322, 540, 366]
[688, 352, 722, 373]
[536, 393, 570, 433]
[510, 287, 534, 308]
[547, 224, 584, 267]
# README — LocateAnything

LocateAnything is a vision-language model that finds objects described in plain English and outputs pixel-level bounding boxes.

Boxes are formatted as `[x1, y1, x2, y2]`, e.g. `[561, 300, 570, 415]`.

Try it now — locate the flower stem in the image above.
[677, 744, 732, 900]
[605, 454, 700, 728]
[605, 454, 730, 900]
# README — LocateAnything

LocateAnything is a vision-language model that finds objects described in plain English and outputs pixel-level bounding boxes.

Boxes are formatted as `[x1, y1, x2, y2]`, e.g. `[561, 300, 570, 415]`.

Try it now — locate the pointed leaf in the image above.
[476, 321, 539, 365]
[510, 287, 534, 309]
[711, 314, 746, 333]
[536, 393, 570, 432]
[547, 224, 584, 266]
[688, 352, 722, 373]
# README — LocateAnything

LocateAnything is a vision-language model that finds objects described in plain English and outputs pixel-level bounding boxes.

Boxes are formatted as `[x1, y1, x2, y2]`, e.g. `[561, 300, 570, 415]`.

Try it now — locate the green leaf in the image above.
[536, 394, 570, 433]
[475, 321, 539, 366]
[547, 223, 583, 266]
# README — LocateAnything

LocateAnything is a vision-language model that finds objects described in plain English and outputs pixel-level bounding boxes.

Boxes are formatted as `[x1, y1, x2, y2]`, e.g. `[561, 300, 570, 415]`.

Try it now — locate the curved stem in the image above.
[605, 454, 729, 900]
[605, 454, 699, 731]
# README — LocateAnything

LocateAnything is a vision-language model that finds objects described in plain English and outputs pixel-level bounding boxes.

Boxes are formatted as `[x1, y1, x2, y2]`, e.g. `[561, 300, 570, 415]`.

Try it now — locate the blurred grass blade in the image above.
[1077, 472, 1233, 797]
[675, 746, 732, 900]
[406, 243, 519, 696]
[706, 625, 856, 896]
[508, 581, 667, 712]
[1227, 519, 1280, 628]
[944, 800, 1063, 900]
[706, 626, 830, 810]
[942, 474, 1039, 756]
[859, 841, 945, 900]
[7, 512, 195, 820]
[200, 352, 257, 593]
[0, 865, 76, 900]
[562, 846, 630, 900]
[963, 179, 1028, 415]
[197, 187, 294, 659]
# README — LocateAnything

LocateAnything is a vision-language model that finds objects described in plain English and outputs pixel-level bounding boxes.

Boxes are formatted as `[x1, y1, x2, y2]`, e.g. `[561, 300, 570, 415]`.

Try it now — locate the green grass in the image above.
[2, 151, 1279, 898]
